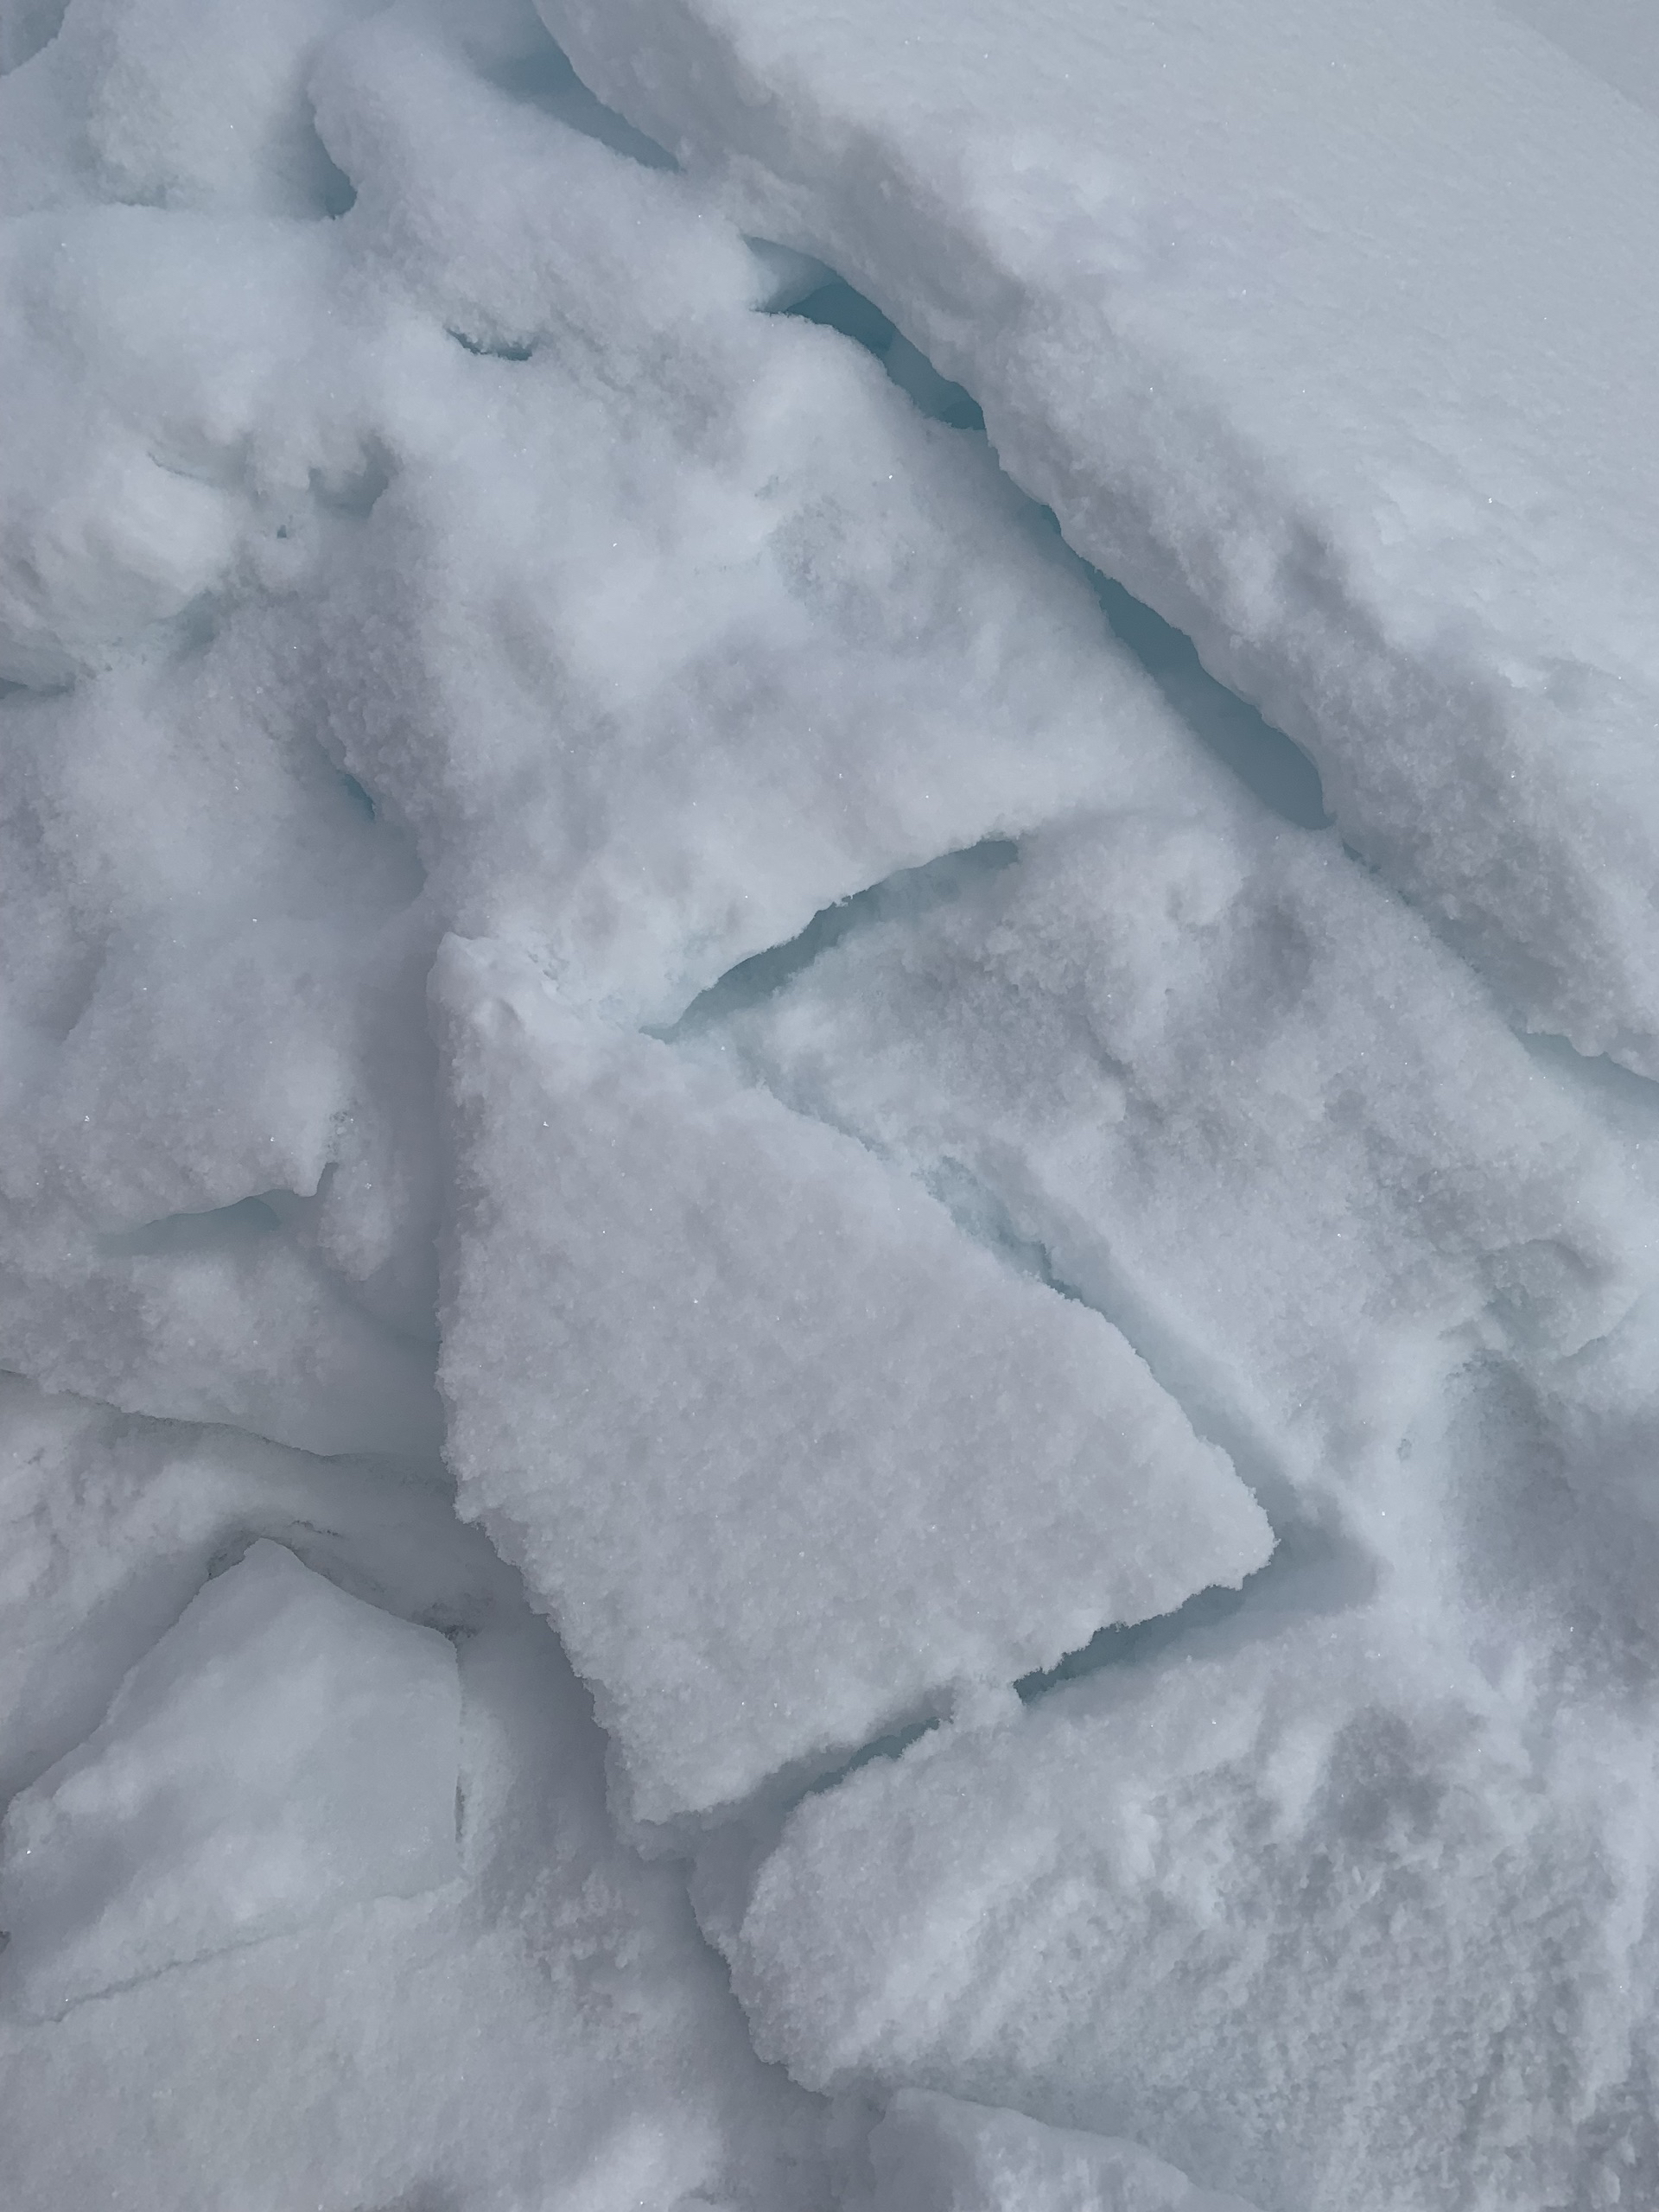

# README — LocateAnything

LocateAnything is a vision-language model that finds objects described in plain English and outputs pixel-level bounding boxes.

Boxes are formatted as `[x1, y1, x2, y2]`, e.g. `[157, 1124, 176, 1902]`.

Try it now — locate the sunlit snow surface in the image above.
[3, 0, 1659, 2207]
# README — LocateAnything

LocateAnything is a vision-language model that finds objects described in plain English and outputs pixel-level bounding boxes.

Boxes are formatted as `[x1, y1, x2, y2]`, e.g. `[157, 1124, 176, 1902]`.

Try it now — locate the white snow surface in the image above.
[723, 1602, 1659, 2212]
[4, 0, 1659, 2205]
[435, 934, 1269, 1827]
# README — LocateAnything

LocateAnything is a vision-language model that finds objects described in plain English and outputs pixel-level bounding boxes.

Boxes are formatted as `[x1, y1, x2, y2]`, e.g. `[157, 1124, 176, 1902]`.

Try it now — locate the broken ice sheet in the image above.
[0, 1540, 461, 2016]
[433, 934, 1271, 1828]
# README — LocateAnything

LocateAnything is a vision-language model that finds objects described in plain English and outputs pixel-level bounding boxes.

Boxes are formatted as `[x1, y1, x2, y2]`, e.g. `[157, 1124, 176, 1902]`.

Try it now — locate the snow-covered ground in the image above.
[4, 1, 1659, 2206]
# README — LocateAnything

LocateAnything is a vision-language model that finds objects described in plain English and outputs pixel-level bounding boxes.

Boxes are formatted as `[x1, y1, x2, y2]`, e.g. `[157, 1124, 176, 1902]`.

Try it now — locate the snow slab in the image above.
[543, 0, 1659, 1074]
[695, 807, 1656, 1555]
[871, 2091, 1262, 2212]
[0, 1537, 461, 2013]
[433, 934, 1272, 1827]
[0, 1371, 830, 2212]
[722, 1605, 1659, 2212]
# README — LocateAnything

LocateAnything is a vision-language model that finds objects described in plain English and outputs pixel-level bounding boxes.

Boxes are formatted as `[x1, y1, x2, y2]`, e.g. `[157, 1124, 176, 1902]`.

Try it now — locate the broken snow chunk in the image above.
[726, 1611, 1654, 2212]
[0, 1540, 461, 2015]
[702, 810, 1656, 1532]
[872, 2091, 1262, 2212]
[432, 936, 1272, 1828]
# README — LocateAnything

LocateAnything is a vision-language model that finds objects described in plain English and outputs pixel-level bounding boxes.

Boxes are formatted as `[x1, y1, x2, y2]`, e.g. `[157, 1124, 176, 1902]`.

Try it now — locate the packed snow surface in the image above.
[4, 0, 1659, 2206]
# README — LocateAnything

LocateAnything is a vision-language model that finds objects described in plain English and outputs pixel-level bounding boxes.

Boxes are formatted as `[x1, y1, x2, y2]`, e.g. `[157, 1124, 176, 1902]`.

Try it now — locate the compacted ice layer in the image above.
[696, 804, 1655, 1552]
[0, 1371, 830, 2212]
[722, 1607, 1659, 2212]
[871, 2091, 1262, 2212]
[543, 0, 1659, 1073]
[434, 935, 1271, 1827]
[0, 1539, 461, 2014]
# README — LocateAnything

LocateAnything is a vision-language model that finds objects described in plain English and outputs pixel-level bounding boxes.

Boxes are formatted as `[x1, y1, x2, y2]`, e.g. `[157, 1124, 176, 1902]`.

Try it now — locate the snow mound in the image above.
[434, 934, 1271, 1827]
[0, 1538, 461, 2013]
[872, 2090, 1262, 2212]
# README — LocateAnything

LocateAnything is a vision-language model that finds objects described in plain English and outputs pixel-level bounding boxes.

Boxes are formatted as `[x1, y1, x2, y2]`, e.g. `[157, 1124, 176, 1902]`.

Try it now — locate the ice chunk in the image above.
[872, 2091, 1262, 2212]
[433, 935, 1272, 1827]
[724, 1609, 1659, 2212]
[698, 808, 1655, 1555]
[544, 0, 1659, 1072]
[0, 1540, 461, 2014]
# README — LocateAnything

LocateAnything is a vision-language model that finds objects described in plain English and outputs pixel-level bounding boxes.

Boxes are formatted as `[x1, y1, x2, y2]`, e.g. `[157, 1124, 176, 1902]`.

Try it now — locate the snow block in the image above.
[0, 1540, 461, 2014]
[723, 1611, 1658, 2212]
[871, 2091, 1262, 2212]
[544, 0, 1659, 1074]
[433, 935, 1272, 1827]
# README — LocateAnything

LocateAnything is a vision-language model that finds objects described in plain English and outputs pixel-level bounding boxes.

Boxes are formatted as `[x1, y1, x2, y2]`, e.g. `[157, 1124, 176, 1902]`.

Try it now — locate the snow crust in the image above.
[6, 0, 1659, 2204]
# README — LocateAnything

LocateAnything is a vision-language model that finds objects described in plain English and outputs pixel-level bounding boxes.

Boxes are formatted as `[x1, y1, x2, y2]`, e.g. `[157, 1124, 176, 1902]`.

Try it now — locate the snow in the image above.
[4, 0, 1659, 2203]
[435, 934, 1270, 1827]
[543, 0, 1659, 1075]
[0, 1537, 461, 2012]
[721, 1605, 1659, 2212]
[871, 2091, 1263, 2212]
[689, 804, 1655, 1560]
[0, 1373, 828, 2212]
